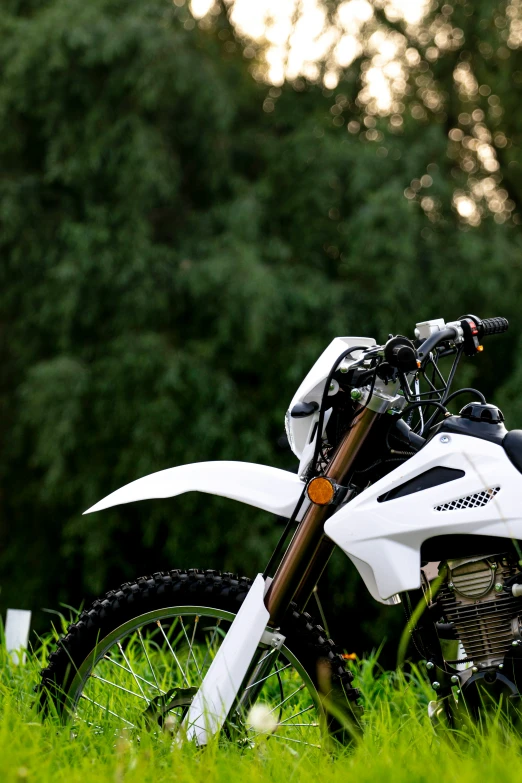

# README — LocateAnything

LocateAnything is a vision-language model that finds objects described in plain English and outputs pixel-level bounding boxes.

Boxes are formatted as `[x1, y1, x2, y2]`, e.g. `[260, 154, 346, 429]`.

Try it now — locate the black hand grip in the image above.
[480, 317, 509, 337]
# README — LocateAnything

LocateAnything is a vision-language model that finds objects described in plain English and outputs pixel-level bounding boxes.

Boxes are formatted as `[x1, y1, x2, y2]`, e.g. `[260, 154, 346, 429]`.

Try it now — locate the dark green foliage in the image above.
[1, 0, 522, 661]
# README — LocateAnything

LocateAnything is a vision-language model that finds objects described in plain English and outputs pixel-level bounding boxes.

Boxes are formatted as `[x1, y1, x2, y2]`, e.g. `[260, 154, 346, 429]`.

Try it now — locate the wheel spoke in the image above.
[279, 704, 315, 725]
[244, 663, 291, 690]
[179, 617, 202, 680]
[80, 694, 136, 727]
[156, 620, 190, 686]
[103, 654, 165, 694]
[188, 616, 200, 679]
[137, 628, 162, 694]
[117, 642, 149, 703]
[255, 648, 278, 668]
[200, 619, 222, 673]
[268, 683, 306, 714]
[90, 673, 149, 702]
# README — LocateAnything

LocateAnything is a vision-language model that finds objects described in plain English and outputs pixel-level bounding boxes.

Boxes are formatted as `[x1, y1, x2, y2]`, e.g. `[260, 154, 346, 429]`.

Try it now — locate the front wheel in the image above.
[39, 569, 361, 747]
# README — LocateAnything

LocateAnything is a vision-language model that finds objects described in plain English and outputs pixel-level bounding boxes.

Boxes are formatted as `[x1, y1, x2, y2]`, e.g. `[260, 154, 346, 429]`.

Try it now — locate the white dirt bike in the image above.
[41, 313, 522, 742]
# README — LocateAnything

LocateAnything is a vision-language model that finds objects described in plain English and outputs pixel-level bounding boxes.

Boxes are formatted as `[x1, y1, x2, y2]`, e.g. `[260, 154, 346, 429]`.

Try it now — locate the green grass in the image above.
[3, 641, 522, 783]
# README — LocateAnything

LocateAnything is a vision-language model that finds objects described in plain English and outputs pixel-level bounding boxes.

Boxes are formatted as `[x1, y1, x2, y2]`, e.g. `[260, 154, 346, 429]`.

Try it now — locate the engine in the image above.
[439, 554, 522, 668]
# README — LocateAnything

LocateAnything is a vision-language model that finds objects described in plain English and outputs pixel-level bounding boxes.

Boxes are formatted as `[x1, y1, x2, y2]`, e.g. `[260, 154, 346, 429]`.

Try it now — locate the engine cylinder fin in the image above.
[460, 637, 514, 649]
[445, 609, 518, 621]
[443, 597, 518, 610]
[455, 624, 517, 635]
[454, 635, 517, 646]
[447, 606, 515, 622]
[452, 626, 516, 635]
[439, 556, 521, 666]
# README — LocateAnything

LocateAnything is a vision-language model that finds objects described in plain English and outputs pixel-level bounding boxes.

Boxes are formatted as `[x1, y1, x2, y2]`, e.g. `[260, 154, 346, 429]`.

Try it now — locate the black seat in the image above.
[503, 430, 522, 473]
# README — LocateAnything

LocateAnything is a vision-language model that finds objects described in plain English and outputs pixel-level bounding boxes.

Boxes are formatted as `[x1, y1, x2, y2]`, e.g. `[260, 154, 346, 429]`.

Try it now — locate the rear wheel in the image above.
[39, 569, 361, 747]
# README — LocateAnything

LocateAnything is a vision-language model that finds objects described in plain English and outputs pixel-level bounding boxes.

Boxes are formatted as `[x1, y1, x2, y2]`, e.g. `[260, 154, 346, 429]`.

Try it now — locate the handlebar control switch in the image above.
[459, 314, 509, 356]
[384, 336, 419, 373]
[459, 315, 483, 357]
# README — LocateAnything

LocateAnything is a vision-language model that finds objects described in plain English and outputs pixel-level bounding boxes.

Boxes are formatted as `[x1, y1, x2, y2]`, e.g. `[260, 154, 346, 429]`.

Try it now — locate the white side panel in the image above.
[183, 573, 270, 744]
[325, 434, 522, 603]
[84, 461, 306, 518]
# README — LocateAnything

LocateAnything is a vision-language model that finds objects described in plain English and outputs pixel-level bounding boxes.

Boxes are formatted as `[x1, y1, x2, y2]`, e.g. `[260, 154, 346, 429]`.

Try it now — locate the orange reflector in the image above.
[477, 345, 484, 352]
[307, 477, 336, 505]
[343, 653, 357, 660]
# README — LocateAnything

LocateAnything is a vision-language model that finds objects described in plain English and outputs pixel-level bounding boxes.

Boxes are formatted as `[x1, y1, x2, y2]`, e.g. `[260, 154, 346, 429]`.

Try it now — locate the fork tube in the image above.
[292, 487, 358, 612]
[265, 407, 379, 625]
[234, 646, 281, 718]
[291, 534, 336, 613]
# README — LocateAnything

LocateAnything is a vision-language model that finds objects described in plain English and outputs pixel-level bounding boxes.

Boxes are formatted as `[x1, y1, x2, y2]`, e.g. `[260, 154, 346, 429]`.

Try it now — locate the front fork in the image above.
[184, 407, 379, 743]
[265, 406, 379, 623]
[237, 408, 380, 722]
[234, 629, 286, 721]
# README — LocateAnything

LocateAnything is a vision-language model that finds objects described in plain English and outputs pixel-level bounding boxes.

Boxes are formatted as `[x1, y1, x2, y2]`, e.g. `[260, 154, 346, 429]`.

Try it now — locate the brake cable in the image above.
[310, 345, 372, 476]
[266, 346, 378, 579]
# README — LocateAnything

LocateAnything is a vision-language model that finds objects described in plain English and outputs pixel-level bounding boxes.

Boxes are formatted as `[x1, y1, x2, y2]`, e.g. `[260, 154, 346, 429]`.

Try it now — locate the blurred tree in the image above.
[223, 0, 522, 227]
[1, 0, 522, 662]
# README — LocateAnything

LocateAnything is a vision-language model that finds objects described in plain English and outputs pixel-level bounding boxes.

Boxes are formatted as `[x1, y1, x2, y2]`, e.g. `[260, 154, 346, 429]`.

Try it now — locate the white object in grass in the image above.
[5, 609, 31, 664]
[246, 704, 278, 734]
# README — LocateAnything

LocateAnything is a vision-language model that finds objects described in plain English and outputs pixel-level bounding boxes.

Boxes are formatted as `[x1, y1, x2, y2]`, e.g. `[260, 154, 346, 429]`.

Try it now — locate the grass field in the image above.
[2, 628, 522, 783]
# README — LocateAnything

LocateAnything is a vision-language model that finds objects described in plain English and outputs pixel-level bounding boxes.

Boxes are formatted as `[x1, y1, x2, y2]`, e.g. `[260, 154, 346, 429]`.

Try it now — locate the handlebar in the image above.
[417, 328, 457, 362]
[383, 315, 509, 371]
[457, 314, 509, 357]
[480, 317, 509, 337]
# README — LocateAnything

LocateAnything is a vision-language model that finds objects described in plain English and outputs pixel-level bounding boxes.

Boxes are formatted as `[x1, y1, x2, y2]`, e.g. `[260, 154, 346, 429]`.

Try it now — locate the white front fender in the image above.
[83, 461, 306, 518]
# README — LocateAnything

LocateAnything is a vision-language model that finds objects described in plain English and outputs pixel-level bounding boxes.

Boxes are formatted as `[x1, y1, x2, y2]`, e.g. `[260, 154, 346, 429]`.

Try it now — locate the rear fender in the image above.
[83, 461, 306, 519]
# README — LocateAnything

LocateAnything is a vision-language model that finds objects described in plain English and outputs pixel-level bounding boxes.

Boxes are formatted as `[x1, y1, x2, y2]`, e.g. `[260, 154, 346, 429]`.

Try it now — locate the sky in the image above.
[190, 0, 429, 107]
[186, 0, 514, 226]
